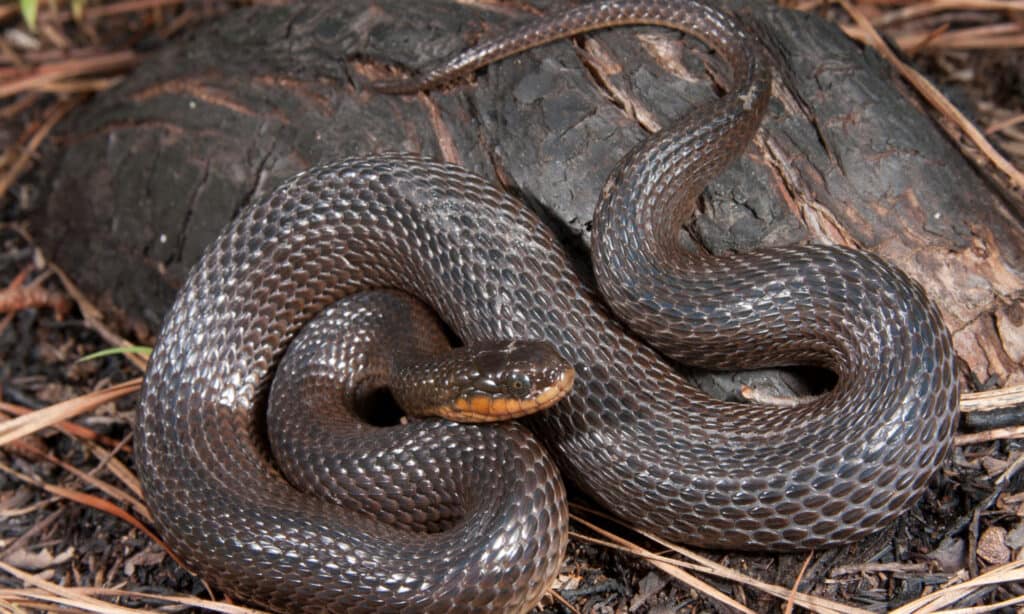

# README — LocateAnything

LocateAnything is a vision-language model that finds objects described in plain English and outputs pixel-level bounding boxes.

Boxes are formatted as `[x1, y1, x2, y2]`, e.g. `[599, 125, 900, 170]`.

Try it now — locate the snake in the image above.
[136, 0, 961, 612]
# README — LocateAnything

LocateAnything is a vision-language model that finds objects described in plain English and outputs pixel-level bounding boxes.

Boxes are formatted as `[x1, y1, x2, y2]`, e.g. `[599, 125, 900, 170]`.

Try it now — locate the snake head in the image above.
[403, 340, 575, 423]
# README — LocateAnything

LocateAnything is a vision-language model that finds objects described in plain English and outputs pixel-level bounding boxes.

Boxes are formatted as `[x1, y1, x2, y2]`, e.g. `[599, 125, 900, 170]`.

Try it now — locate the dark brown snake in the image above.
[136, 0, 961, 611]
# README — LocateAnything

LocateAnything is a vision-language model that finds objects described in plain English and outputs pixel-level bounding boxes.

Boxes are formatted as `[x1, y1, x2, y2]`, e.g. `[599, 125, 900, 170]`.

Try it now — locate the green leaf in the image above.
[77, 345, 153, 363]
[19, 0, 38, 31]
[71, 0, 85, 22]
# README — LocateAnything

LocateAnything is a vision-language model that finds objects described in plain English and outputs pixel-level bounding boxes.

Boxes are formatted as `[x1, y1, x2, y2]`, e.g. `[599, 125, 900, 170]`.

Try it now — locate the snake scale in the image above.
[136, 0, 961, 611]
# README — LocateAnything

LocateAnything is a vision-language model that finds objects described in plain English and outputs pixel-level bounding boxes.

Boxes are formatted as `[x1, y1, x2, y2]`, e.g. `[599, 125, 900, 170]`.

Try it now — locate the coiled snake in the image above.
[136, 0, 960, 611]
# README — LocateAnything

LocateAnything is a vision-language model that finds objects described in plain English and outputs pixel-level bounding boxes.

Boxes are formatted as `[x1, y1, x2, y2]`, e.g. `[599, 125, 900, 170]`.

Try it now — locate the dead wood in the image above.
[30, 0, 1024, 399]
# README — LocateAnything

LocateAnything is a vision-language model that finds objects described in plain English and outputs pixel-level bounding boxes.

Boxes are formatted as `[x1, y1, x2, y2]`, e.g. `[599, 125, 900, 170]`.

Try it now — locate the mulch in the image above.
[1, 0, 1023, 612]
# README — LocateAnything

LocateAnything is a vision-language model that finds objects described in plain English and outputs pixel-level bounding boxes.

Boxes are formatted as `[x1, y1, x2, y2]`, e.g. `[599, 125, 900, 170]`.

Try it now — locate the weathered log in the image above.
[33, 0, 1024, 395]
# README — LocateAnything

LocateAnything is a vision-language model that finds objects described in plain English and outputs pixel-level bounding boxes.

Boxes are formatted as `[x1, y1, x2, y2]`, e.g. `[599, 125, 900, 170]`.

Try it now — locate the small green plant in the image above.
[18, 0, 37, 31]
[18, 0, 87, 31]
[77, 345, 152, 363]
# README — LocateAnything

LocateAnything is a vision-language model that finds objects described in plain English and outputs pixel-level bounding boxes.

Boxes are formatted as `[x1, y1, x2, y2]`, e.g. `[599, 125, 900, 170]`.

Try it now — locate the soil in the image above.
[2, 0, 1023, 612]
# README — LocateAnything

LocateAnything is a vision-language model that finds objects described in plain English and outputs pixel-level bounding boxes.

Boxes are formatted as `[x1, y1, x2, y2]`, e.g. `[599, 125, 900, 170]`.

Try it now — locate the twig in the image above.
[16, 443, 151, 522]
[889, 559, 1024, 613]
[935, 593, 1024, 613]
[0, 379, 141, 448]
[0, 50, 136, 98]
[0, 586, 269, 614]
[871, 0, 1024, 27]
[831, 561, 934, 576]
[960, 385, 1024, 413]
[0, 399, 128, 452]
[892, 22, 1024, 51]
[547, 587, 583, 614]
[0, 91, 42, 118]
[0, 561, 160, 614]
[47, 259, 149, 374]
[955, 425, 1024, 446]
[47, 0, 199, 23]
[783, 551, 814, 614]
[0, 508, 63, 560]
[569, 506, 869, 614]
[567, 523, 759, 614]
[0, 97, 79, 196]
[0, 266, 71, 319]
[987, 113, 1024, 135]
[0, 460, 167, 559]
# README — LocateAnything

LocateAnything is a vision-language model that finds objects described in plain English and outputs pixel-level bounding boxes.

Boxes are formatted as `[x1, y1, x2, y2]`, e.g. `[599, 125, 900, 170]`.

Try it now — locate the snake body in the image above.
[264, 290, 571, 612]
[137, 0, 960, 611]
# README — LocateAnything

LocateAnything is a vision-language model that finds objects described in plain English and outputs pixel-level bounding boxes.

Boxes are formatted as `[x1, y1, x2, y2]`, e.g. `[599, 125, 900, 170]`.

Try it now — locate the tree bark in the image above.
[34, 0, 1024, 389]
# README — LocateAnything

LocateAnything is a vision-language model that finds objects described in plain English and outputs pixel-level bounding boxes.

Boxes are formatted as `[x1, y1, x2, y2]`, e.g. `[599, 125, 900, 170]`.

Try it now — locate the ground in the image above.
[1, 1, 1023, 612]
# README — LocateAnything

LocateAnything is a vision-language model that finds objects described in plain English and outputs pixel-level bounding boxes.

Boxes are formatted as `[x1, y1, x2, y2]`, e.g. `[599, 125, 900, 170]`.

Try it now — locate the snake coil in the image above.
[137, 0, 960, 611]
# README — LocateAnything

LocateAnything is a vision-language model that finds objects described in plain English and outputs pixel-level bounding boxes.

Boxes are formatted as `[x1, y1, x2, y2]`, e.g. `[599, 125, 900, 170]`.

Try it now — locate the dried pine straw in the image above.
[2, 375, 1023, 612]
[0, 376, 1019, 609]
[1, 0, 1024, 612]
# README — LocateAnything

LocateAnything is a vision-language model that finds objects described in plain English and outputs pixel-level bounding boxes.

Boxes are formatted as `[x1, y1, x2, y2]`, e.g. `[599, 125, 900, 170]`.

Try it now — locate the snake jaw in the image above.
[443, 365, 575, 422]
[401, 339, 576, 423]
[533, 365, 576, 409]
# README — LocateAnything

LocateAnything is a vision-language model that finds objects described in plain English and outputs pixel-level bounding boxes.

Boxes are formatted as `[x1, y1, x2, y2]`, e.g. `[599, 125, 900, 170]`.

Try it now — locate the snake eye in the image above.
[507, 373, 531, 396]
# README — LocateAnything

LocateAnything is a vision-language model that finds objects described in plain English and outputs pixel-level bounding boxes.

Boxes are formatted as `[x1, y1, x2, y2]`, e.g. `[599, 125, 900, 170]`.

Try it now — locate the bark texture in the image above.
[34, 0, 1024, 388]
